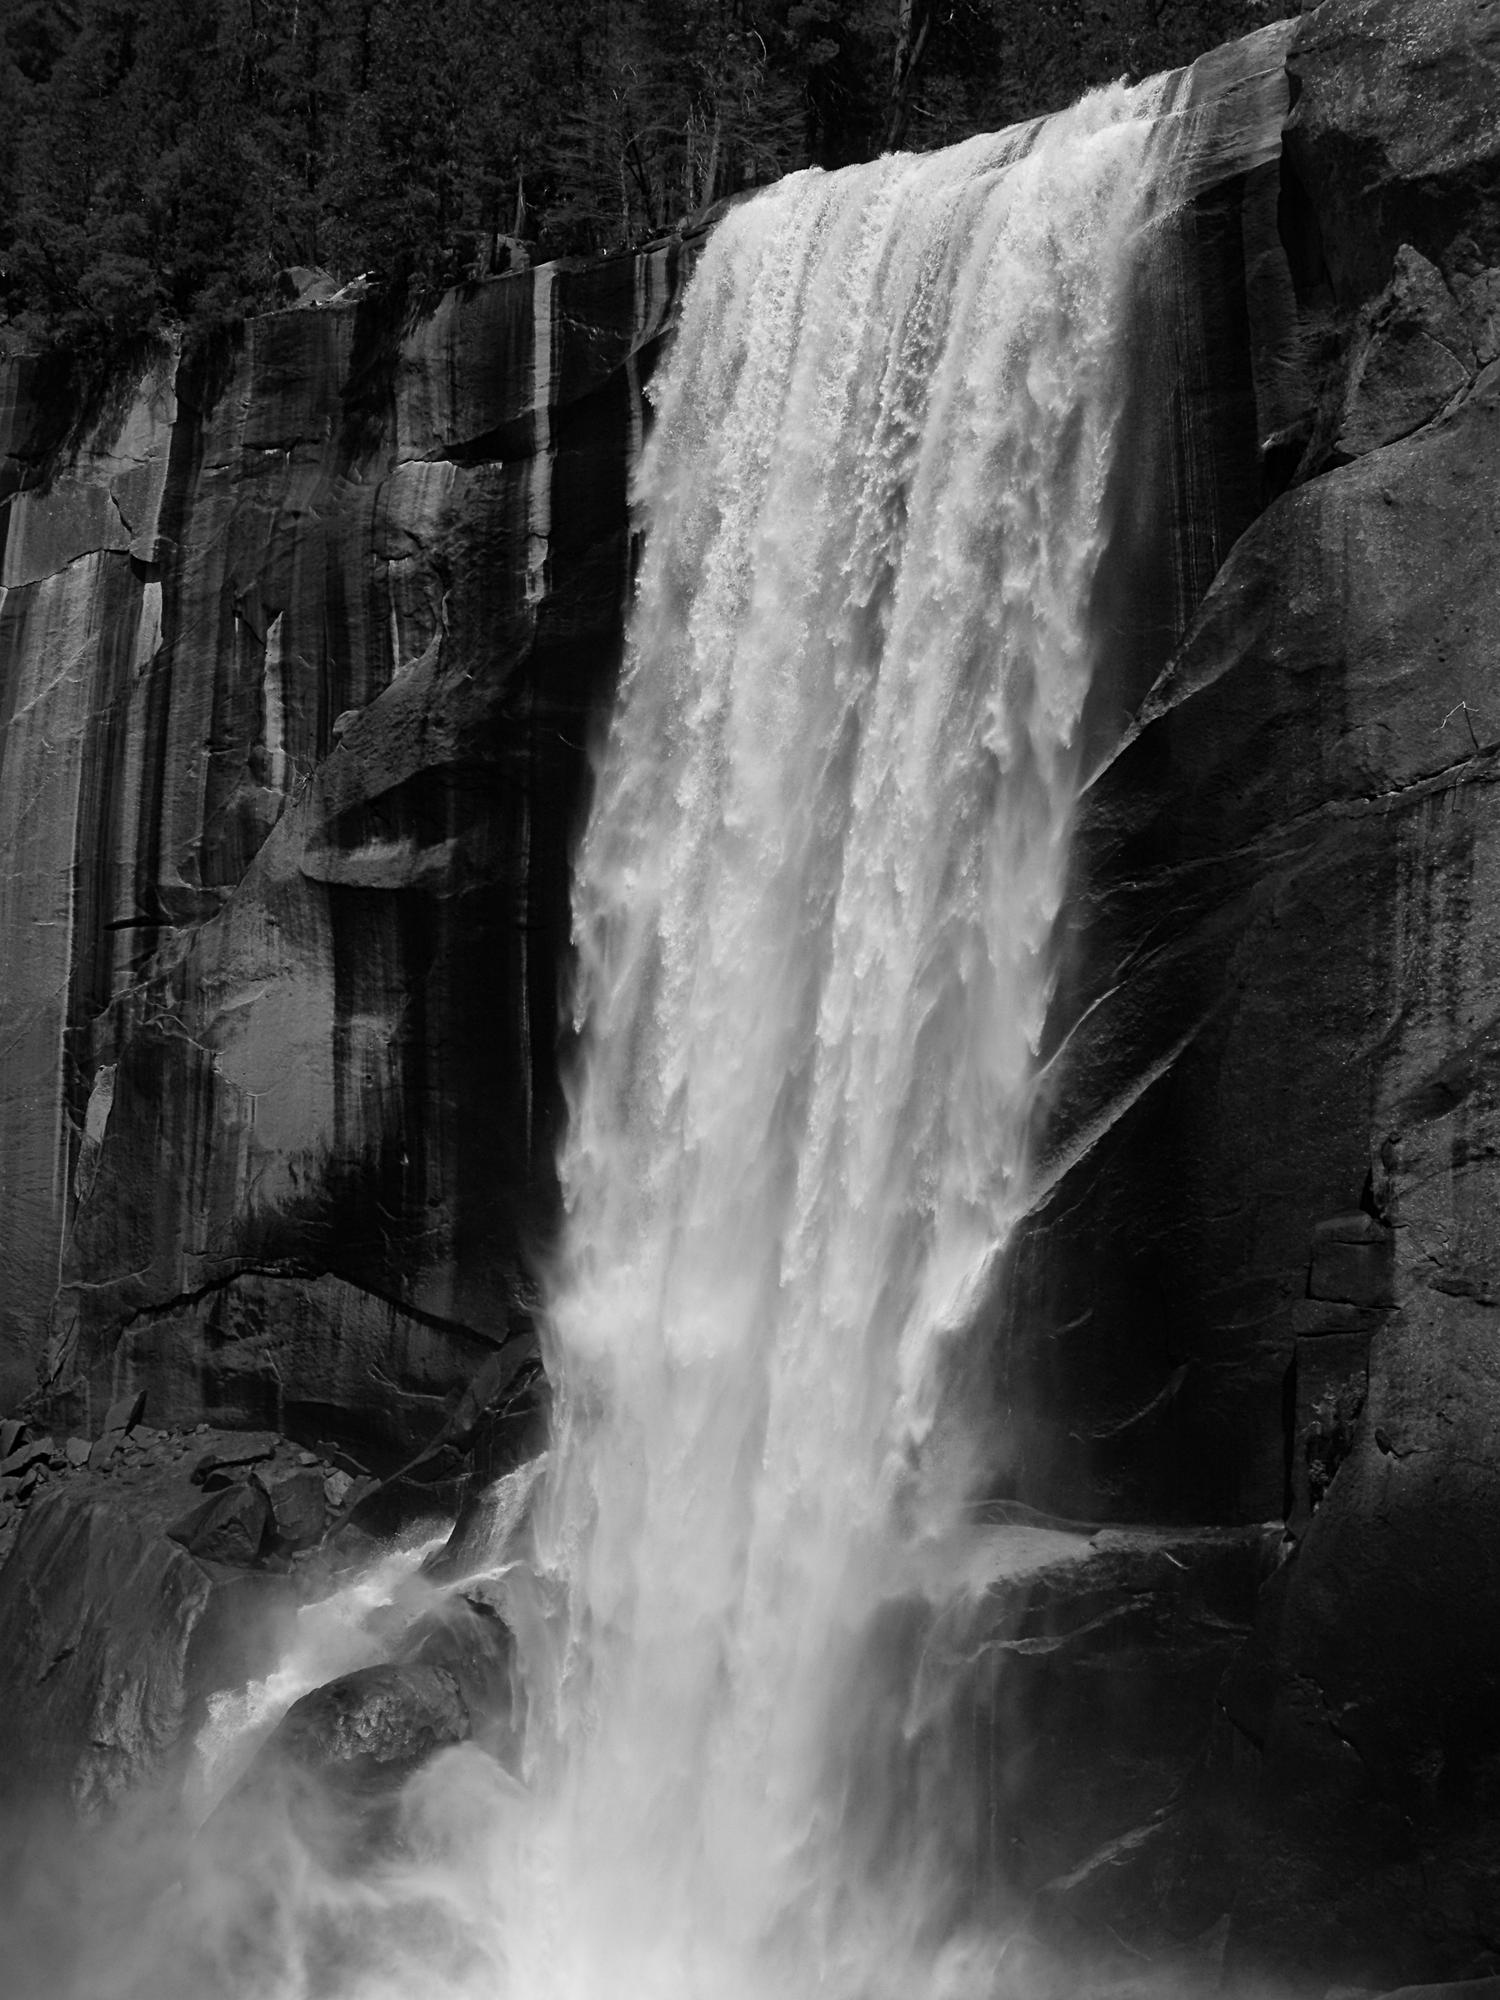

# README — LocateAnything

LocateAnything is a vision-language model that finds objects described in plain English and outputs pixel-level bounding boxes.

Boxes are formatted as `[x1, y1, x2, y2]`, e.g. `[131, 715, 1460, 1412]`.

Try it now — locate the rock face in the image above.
[997, 0, 1500, 1984]
[0, 251, 680, 1460]
[1, 0, 1499, 1990]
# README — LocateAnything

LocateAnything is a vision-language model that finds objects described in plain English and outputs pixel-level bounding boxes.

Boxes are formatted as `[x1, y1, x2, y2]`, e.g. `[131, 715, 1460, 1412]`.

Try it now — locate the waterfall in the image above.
[485, 79, 1188, 2000]
[97, 74, 1211, 2000]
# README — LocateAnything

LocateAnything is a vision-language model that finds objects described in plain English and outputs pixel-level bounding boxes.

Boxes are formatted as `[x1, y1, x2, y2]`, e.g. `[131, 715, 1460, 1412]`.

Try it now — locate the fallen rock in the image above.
[0, 1482, 290, 1810]
[190, 1431, 281, 1486]
[397, 1591, 516, 1741]
[63, 1437, 90, 1467]
[0, 1437, 54, 1480]
[166, 1479, 273, 1566]
[269, 1662, 471, 1793]
[103, 1389, 146, 1434]
[260, 1463, 327, 1550]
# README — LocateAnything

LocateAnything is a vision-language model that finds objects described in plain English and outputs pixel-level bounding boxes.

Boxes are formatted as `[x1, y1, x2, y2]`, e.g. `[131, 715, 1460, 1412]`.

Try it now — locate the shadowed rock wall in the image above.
[1000, 0, 1500, 1984]
[0, 250, 680, 1468]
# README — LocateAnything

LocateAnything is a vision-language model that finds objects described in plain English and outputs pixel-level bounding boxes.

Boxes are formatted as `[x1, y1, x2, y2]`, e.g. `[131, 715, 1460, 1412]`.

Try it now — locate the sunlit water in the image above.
[131, 79, 1198, 2000]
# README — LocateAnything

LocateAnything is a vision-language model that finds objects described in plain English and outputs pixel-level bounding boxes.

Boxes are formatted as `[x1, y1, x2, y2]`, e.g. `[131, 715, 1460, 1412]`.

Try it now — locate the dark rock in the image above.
[1290, 1300, 1389, 1338]
[1312, 1213, 1391, 1248]
[0, 1482, 290, 1809]
[864, 1519, 1277, 1923]
[103, 1389, 145, 1434]
[397, 1591, 516, 1741]
[260, 1463, 327, 1550]
[0, 247, 681, 1437]
[1309, 1236, 1396, 1309]
[0, 1437, 53, 1479]
[268, 1661, 470, 1795]
[1286, 0, 1500, 308]
[165, 1479, 273, 1566]
[1335, 246, 1475, 458]
[204, 1659, 474, 1879]
[189, 1431, 280, 1486]
[1289, 1331, 1371, 1535]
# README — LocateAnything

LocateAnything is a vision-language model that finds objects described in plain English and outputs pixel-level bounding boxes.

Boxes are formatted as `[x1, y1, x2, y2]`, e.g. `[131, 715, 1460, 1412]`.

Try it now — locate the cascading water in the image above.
[101, 73, 1214, 2000]
[483, 80, 1188, 2000]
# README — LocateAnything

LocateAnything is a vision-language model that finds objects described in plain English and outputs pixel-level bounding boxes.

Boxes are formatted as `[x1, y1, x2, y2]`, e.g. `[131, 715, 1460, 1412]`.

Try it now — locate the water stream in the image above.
[144, 75, 1196, 2000]
[484, 80, 1185, 2000]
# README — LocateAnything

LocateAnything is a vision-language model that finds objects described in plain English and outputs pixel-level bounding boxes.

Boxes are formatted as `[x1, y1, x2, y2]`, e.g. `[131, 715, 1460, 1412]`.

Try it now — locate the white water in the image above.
[125, 81, 1199, 2000]
[487, 82, 1186, 2000]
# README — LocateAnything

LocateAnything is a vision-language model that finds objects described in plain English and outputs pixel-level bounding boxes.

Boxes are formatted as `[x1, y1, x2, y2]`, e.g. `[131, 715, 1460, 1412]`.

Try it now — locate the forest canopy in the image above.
[0, 0, 1291, 357]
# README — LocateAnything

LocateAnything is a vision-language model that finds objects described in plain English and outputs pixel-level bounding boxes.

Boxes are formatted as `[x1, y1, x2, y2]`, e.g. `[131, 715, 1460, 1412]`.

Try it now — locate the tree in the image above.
[0, 0, 1295, 357]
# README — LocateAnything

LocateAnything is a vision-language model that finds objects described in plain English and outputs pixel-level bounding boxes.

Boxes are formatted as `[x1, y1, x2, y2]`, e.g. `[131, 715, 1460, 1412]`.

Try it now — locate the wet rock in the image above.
[260, 1463, 327, 1550]
[270, 1662, 471, 1791]
[397, 1591, 516, 1740]
[166, 1479, 273, 1567]
[862, 1518, 1278, 1924]
[207, 1658, 475, 1875]
[0, 1482, 290, 1809]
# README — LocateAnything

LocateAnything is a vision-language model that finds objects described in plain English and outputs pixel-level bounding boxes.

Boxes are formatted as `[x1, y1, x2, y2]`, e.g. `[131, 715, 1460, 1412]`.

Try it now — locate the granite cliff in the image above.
[0, 250, 681, 1475]
[1, 0, 1499, 1989]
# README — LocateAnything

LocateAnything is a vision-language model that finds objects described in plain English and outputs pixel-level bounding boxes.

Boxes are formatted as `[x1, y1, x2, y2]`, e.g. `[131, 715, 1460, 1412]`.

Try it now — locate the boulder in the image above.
[0, 1482, 288, 1811]
[0, 1437, 54, 1479]
[189, 1431, 280, 1486]
[259, 1463, 327, 1550]
[269, 1661, 471, 1792]
[165, 1479, 273, 1567]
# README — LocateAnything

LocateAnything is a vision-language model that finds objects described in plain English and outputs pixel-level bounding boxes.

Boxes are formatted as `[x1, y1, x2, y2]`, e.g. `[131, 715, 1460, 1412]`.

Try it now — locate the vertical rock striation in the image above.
[1000, 0, 1500, 1983]
[0, 251, 680, 1465]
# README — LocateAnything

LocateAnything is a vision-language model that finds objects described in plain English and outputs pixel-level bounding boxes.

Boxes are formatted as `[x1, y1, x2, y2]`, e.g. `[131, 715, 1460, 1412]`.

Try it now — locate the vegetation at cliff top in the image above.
[0, 0, 1291, 358]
